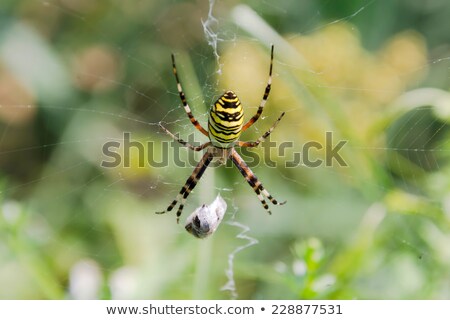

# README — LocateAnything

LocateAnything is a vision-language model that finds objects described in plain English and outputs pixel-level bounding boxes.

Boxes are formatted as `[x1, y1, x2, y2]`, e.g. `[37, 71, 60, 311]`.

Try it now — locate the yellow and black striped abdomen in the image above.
[208, 91, 244, 147]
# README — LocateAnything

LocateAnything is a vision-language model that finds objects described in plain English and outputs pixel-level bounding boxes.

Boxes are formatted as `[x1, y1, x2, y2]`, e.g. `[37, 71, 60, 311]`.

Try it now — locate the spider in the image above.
[157, 45, 286, 222]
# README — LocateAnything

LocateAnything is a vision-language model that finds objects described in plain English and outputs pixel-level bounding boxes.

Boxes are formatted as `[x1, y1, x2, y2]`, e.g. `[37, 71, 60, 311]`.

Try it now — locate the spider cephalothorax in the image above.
[157, 45, 286, 222]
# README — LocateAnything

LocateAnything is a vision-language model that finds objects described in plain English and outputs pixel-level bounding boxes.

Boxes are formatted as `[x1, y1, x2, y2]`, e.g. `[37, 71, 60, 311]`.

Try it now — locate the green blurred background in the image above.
[0, 0, 450, 299]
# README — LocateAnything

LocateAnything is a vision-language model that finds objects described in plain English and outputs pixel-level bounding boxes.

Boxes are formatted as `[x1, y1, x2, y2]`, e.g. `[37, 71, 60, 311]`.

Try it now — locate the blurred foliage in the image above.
[0, 0, 450, 299]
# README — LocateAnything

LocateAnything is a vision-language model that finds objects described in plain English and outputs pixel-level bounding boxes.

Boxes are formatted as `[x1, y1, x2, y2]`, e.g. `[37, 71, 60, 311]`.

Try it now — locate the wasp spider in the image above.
[157, 45, 286, 222]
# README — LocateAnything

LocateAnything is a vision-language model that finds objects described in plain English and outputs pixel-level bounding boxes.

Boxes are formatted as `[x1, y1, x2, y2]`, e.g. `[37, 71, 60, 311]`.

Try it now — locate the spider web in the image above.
[0, 0, 449, 300]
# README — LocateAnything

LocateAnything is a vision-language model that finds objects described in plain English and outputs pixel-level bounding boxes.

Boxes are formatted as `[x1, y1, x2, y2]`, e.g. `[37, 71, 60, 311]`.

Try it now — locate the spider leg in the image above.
[230, 148, 286, 214]
[171, 54, 208, 137]
[159, 122, 211, 151]
[241, 45, 274, 132]
[156, 151, 213, 223]
[237, 112, 285, 148]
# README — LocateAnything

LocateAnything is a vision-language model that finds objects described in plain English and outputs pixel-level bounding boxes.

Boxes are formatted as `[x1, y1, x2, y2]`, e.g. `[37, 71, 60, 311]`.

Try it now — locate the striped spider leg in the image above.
[158, 123, 211, 151]
[233, 112, 287, 214]
[237, 111, 285, 148]
[156, 146, 213, 223]
[241, 44, 274, 132]
[230, 149, 286, 214]
[171, 53, 208, 137]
